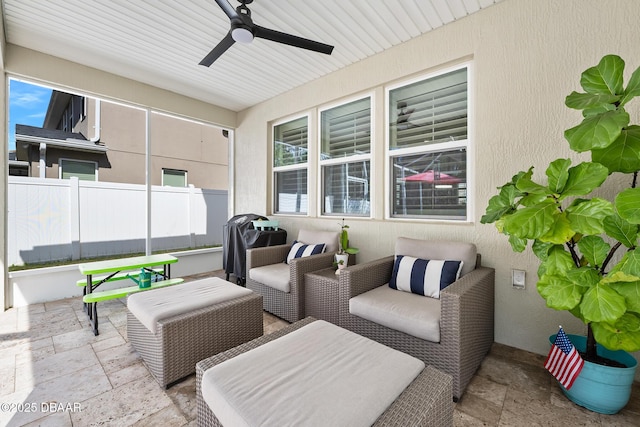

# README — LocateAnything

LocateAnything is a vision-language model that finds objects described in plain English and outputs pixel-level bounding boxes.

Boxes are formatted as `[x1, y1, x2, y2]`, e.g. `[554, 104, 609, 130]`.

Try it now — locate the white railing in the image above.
[7, 176, 228, 267]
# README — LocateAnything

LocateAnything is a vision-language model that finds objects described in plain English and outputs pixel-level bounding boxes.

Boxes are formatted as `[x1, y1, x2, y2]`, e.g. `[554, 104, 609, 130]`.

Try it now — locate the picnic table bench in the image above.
[78, 254, 182, 335]
[82, 278, 185, 303]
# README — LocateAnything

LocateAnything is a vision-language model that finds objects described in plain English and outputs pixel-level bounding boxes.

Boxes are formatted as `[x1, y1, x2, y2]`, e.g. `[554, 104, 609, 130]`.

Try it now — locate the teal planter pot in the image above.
[549, 334, 637, 414]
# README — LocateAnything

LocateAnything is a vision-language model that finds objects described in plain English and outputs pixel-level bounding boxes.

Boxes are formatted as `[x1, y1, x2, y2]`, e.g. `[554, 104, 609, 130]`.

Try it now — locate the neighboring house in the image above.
[7, 150, 28, 176]
[12, 90, 229, 190]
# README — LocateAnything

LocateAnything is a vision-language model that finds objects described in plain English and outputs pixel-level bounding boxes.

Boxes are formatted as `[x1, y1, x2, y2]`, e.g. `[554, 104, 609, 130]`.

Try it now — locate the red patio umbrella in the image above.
[401, 170, 462, 184]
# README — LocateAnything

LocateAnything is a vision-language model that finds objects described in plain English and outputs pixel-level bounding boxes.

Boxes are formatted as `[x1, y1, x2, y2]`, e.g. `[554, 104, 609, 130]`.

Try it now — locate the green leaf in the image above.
[508, 234, 527, 252]
[559, 162, 609, 199]
[564, 109, 629, 152]
[601, 270, 640, 285]
[591, 125, 640, 174]
[611, 248, 640, 276]
[616, 281, 640, 314]
[537, 274, 585, 311]
[580, 283, 627, 323]
[519, 192, 549, 207]
[577, 235, 610, 267]
[532, 240, 553, 261]
[546, 158, 571, 194]
[603, 213, 639, 248]
[565, 198, 614, 235]
[616, 188, 640, 224]
[580, 54, 625, 95]
[582, 103, 616, 118]
[620, 63, 640, 106]
[539, 212, 575, 244]
[566, 266, 602, 287]
[539, 245, 576, 276]
[502, 199, 557, 239]
[480, 185, 519, 224]
[515, 168, 547, 194]
[592, 314, 640, 352]
[565, 91, 620, 110]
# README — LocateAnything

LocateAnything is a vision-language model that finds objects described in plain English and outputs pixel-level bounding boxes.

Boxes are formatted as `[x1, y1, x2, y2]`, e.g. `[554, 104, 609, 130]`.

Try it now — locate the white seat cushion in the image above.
[248, 263, 290, 292]
[127, 277, 253, 334]
[201, 320, 425, 427]
[350, 284, 441, 342]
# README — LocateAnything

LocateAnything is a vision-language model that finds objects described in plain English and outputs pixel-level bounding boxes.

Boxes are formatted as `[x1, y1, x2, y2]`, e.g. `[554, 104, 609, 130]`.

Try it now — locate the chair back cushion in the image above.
[297, 229, 340, 253]
[395, 237, 477, 276]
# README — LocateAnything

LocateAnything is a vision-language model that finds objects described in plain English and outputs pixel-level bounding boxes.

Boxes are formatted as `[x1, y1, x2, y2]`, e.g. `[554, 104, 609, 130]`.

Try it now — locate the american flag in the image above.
[544, 326, 584, 390]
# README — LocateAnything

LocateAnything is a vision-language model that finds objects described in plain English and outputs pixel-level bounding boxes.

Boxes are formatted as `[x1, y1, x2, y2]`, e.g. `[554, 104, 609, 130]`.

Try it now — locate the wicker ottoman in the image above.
[196, 317, 453, 427]
[127, 277, 263, 388]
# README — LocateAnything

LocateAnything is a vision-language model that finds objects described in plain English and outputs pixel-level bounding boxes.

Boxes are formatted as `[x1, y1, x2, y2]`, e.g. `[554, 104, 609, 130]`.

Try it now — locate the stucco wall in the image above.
[233, 0, 640, 372]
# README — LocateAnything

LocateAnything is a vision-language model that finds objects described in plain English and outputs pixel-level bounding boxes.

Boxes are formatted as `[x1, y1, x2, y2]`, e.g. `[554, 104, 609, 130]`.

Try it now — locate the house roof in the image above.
[15, 124, 108, 158]
[1, 0, 502, 112]
[16, 124, 87, 143]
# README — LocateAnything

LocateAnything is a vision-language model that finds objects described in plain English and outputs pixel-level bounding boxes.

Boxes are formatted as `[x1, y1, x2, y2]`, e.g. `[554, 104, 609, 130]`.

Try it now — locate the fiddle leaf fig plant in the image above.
[481, 55, 640, 361]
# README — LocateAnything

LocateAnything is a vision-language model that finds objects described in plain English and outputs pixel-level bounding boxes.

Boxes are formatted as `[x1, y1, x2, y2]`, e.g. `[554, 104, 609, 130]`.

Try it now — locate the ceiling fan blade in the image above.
[199, 32, 235, 66]
[254, 25, 333, 55]
[214, 0, 239, 20]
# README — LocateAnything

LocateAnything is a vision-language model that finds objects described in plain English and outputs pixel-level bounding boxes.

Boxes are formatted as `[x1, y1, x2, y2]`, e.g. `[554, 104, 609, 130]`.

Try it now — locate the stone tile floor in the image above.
[0, 271, 638, 426]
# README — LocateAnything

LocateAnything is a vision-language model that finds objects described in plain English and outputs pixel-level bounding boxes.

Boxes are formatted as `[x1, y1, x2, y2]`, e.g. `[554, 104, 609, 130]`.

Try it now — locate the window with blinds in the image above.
[60, 159, 97, 181]
[320, 97, 372, 216]
[388, 65, 469, 220]
[321, 97, 371, 159]
[274, 116, 308, 167]
[273, 116, 309, 214]
[389, 68, 467, 149]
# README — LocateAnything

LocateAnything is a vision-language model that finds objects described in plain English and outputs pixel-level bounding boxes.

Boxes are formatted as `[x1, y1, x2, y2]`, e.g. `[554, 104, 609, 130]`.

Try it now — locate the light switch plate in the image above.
[512, 269, 525, 289]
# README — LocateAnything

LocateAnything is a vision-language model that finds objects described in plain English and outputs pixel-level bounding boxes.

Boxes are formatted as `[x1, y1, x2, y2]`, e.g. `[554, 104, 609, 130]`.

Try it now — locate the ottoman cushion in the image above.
[201, 320, 425, 427]
[127, 277, 252, 334]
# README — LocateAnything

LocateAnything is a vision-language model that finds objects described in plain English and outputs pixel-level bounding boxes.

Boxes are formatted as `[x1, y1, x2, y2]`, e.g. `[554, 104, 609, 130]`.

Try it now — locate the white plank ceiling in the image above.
[2, 0, 501, 112]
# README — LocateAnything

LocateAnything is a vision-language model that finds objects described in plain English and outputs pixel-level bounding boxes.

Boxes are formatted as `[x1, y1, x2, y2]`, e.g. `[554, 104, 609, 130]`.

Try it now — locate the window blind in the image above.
[274, 117, 308, 167]
[390, 68, 467, 149]
[321, 98, 371, 159]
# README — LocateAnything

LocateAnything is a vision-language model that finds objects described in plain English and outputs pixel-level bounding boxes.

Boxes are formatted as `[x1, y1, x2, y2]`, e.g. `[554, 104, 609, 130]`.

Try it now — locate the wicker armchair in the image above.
[338, 237, 495, 400]
[246, 229, 339, 322]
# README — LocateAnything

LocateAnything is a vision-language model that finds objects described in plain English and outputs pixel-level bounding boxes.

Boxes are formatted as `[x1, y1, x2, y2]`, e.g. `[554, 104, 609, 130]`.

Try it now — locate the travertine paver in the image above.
[0, 270, 638, 427]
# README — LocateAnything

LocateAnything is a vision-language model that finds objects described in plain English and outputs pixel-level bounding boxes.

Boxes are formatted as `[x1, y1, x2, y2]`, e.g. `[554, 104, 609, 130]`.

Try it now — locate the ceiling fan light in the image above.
[231, 27, 253, 44]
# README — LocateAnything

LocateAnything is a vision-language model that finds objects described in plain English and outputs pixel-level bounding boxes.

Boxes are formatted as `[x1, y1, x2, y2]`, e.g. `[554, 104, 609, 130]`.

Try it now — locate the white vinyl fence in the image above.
[7, 176, 228, 267]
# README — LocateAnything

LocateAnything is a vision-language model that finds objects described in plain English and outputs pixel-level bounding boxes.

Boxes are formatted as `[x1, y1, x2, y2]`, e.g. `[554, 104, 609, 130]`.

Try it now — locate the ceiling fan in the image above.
[199, 0, 335, 67]
[393, 101, 420, 130]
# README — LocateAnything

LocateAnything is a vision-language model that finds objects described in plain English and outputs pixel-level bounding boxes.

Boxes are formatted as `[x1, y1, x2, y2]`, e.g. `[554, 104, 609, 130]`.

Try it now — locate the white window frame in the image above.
[271, 113, 311, 215]
[161, 168, 187, 187]
[59, 158, 98, 181]
[385, 62, 474, 222]
[318, 93, 374, 218]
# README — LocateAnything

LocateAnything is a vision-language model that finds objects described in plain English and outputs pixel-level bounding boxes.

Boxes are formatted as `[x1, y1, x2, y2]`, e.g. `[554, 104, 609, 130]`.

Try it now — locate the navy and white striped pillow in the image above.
[389, 255, 463, 298]
[286, 241, 326, 264]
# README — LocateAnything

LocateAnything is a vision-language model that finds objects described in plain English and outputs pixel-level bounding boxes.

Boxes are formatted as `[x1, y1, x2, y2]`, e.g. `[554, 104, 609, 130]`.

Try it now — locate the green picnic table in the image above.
[79, 254, 182, 335]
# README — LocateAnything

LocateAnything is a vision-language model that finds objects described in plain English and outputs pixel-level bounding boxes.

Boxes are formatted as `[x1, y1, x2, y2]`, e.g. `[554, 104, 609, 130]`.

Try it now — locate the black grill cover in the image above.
[222, 214, 287, 283]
